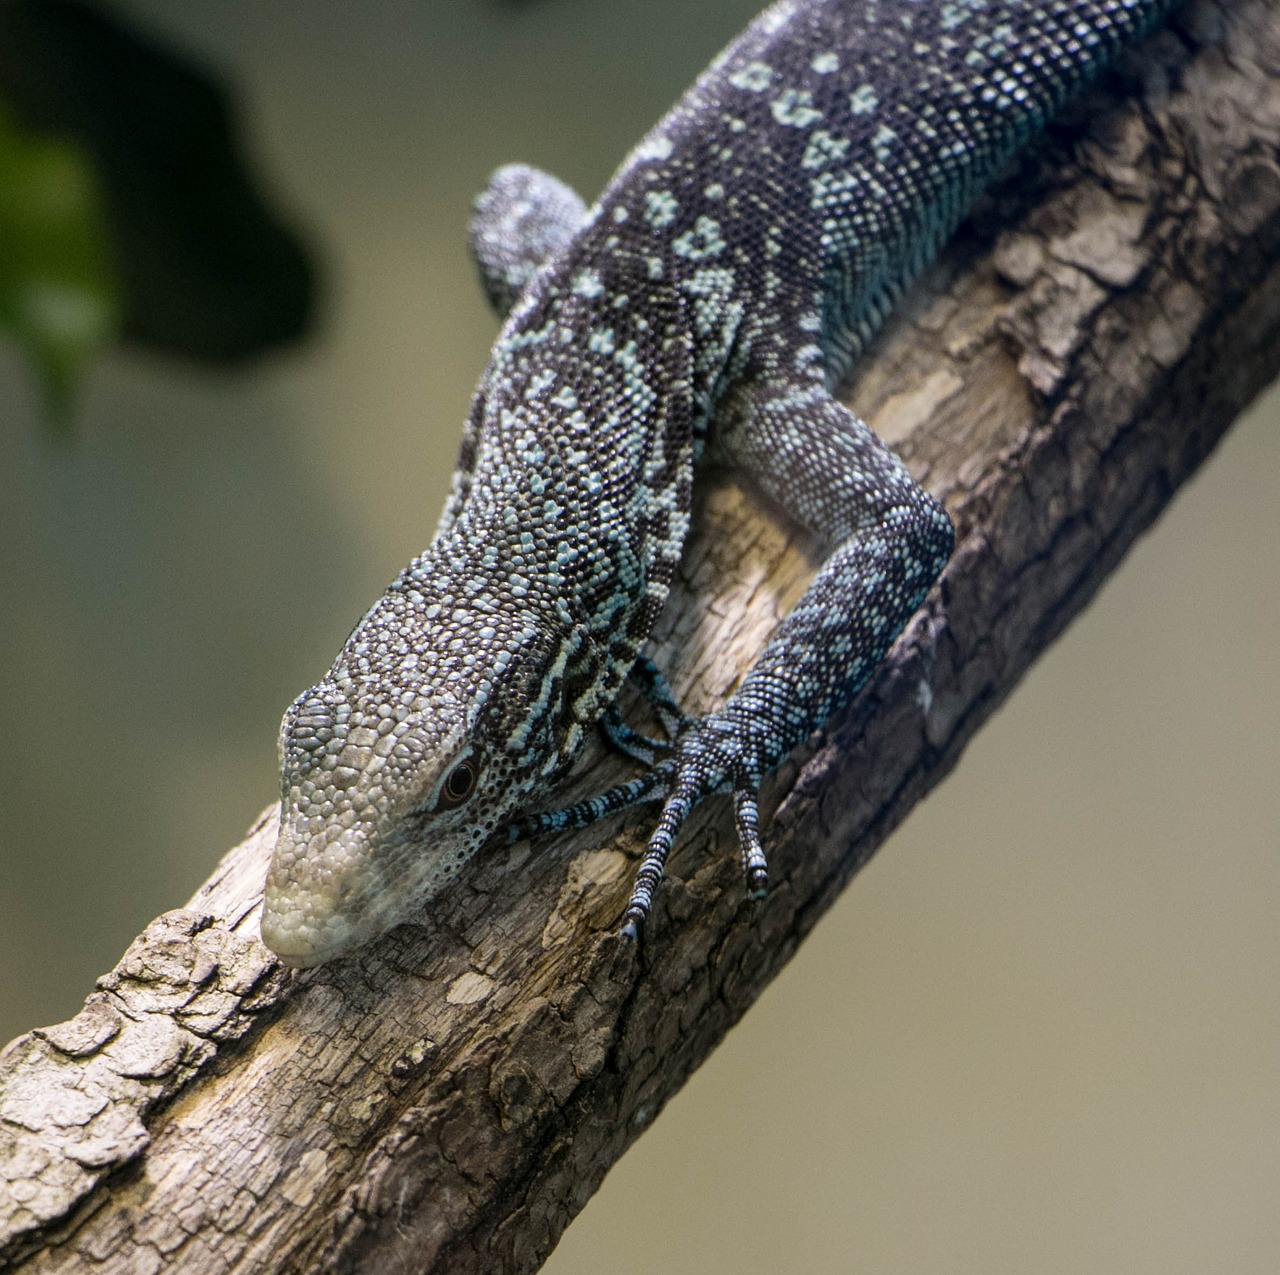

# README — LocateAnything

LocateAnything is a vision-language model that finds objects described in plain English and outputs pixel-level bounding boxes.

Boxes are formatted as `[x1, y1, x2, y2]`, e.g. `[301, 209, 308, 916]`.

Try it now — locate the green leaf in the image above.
[0, 0, 316, 369]
[0, 101, 120, 427]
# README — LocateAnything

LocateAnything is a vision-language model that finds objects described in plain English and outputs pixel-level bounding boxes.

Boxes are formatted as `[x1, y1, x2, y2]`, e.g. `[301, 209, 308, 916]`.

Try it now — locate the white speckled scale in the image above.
[262, 0, 1180, 966]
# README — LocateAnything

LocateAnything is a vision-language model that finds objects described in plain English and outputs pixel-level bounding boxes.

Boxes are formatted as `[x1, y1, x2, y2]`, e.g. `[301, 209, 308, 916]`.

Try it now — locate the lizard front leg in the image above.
[507, 373, 953, 936]
[468, 163, 586, 317]
[621, 374, 954, 935]
[506, 657, 692, 834]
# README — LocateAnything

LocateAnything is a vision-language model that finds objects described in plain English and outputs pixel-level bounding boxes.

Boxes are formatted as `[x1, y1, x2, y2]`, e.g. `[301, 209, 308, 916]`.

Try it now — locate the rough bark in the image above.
[3, 2, 1279, 1271]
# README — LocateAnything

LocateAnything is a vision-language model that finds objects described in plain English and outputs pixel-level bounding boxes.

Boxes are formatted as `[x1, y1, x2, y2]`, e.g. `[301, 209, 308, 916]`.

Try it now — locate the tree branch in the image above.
[3, 2, 1279, 1270]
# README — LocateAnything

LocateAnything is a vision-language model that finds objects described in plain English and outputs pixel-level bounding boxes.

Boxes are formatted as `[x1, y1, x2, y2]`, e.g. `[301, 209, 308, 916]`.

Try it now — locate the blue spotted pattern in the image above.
[262, 0, 1179, 966]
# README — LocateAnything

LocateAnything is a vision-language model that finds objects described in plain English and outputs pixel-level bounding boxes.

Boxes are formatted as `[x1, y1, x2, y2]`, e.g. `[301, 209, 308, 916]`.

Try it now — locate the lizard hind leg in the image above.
[468, 164, 587, 318]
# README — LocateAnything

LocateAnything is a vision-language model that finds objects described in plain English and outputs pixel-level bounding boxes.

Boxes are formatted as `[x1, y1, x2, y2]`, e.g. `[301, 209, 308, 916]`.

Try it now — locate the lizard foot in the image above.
[618, 710, 768, 940]
[508, 693, 769, 942]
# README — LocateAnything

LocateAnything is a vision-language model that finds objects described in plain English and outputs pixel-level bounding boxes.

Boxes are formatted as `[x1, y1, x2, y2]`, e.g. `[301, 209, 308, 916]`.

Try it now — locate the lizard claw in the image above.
[504, 765, 672, 842]
[617, 776, 769, 940]
[619, 788, 695, 941]
[617, 708, 770, 939]
[734, 787, 769, 901]
[599, 704, 674, 766]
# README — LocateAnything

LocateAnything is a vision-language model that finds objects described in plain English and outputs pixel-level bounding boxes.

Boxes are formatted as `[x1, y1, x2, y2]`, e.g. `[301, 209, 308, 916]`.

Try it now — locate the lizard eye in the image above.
[433, 756, 477, 812]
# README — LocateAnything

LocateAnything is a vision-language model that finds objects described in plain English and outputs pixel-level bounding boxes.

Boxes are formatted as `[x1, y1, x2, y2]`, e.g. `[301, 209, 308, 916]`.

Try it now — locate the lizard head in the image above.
[260, 588, 564, 966]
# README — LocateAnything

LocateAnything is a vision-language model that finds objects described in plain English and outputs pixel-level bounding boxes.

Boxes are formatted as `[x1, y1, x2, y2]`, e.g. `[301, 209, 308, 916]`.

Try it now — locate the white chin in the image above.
[259, 898, 365, 967]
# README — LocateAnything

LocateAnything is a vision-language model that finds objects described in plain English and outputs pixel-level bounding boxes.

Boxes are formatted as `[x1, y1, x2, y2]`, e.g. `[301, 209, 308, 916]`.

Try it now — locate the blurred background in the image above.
[1, 2, 1276, 1271]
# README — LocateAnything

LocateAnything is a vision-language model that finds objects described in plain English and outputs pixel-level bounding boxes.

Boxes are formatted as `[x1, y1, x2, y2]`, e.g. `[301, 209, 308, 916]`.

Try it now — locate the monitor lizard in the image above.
[262, 0, 1180, 967]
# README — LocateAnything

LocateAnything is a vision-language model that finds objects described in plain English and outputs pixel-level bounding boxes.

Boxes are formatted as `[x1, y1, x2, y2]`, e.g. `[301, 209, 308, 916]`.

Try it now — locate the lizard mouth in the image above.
[260, 821, 388, 966]
[260, 924, 352, 969]
[259, 811, 476, 966]
[260, 879, 369, 967]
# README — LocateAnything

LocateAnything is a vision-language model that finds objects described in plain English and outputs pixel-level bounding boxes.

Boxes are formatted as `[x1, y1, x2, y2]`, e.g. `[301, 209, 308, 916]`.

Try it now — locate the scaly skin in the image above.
[262, 0, 1179, 967]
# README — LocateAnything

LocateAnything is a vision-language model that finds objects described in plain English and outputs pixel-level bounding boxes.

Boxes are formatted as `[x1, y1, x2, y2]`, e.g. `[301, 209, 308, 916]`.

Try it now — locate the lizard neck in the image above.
[422, 256, 699, 769]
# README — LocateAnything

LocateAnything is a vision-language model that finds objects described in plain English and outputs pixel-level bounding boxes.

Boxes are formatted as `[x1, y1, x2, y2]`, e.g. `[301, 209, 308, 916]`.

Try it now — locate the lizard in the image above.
[261, 0, 1181, 968]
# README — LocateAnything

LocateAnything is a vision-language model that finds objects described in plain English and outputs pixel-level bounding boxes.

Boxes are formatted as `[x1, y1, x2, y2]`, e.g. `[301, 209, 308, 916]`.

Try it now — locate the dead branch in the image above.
[3, 2, 1279, 1271]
